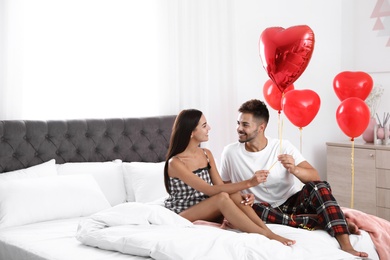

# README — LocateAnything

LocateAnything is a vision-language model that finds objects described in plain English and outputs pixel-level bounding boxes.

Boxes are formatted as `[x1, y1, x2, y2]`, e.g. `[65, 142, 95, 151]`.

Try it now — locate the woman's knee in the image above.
[214, 192, 232, 204]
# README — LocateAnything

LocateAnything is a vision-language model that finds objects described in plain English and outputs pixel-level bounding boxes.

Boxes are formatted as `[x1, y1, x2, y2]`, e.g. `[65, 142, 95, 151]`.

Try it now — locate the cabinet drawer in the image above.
[376, 150, 390, 169]
[377, 169, 390, 189]
[326, 146, 376, 214]
[377, 207, 390, 221]
[377, 188, 390, 208]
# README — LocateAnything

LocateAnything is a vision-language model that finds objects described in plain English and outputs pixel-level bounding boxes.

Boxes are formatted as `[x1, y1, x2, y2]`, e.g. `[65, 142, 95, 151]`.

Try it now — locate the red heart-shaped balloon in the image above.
[333, 71, 373, 101]
[259, 25, 315, 93]
[263, 79, 294, 112]
[281, 89, 321, 128]
[336, 97, 370, 140]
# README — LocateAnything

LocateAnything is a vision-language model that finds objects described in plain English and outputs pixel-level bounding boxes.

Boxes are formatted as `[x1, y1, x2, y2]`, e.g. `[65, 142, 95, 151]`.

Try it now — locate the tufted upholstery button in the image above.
[56, 150, 60, 155]
[85, 133, 89, 138]
[113, 146, 119, 152]
[95, 148, 99, 152]
[12, 153, 17, 158]
[35, 152, 39, 156]
[76, 149, 80, 154]
[157, 129, 163, 134]
[23, 136, 27, 140]
[104, 132, 108, 136]
[65, 133, 70, 138]
[132, 146, 137, 151]
[148, 144, 154, 150]
[140, 130, 145, 135]
[45, 134, 50, 139]
[1, 137, 4, 141]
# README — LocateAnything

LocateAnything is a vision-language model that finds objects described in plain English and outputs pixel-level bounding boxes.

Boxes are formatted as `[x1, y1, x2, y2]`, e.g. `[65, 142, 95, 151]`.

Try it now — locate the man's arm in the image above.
[278, 154, 321, 183]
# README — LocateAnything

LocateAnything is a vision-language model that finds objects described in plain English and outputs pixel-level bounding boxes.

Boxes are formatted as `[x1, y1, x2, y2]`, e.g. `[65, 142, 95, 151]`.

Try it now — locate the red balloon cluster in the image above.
[334, 71, 372, 140]
[259, 25, 320, 129]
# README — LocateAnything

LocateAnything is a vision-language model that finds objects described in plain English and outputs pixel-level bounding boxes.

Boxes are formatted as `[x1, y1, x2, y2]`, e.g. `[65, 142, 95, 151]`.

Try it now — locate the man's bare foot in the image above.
[336, 234, 368, 258]
[342, 247, 368, 258]
[347, 221, 361, 235]
[269, 233, 296, 246]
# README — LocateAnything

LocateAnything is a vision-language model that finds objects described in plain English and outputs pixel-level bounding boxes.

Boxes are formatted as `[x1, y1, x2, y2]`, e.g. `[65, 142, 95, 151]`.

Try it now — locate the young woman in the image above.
[163, 109, 295, 246]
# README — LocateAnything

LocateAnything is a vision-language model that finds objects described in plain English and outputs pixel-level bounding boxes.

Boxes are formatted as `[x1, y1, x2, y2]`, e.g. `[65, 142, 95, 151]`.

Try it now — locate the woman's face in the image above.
[192, 114, 211, 142]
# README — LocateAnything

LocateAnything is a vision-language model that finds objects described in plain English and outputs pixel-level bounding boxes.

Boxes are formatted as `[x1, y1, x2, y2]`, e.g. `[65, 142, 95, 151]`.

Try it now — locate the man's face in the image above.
[236, 113, 261, 143]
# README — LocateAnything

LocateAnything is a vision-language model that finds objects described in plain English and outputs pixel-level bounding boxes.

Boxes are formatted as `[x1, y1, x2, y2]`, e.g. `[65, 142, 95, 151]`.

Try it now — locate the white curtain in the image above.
[0, 0, 237, 163]
[159, 0, 238, 158]
[0, 0, 171, 119]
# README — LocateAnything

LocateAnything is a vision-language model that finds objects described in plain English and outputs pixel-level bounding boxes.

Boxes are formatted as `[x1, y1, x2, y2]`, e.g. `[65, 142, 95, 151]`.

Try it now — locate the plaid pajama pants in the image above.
[252, 181, 350, 237]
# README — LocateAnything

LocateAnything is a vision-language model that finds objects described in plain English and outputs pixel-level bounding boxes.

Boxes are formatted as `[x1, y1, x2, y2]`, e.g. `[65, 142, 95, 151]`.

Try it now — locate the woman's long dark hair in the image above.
[164, 109, 202, 193]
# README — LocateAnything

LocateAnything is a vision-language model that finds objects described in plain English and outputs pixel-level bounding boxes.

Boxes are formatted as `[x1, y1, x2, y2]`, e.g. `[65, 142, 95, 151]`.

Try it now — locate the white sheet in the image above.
[77, 203, 379, 260]
[0, 217, 151, 260]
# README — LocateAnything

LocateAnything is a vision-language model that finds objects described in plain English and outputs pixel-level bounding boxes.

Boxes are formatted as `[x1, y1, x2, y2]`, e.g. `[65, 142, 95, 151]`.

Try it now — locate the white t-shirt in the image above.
[220, 137, 306, 207]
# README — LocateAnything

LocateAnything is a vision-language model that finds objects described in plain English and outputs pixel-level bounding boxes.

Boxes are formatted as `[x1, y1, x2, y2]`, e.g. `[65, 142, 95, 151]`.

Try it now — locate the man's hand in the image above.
[277, 154, 297, 174]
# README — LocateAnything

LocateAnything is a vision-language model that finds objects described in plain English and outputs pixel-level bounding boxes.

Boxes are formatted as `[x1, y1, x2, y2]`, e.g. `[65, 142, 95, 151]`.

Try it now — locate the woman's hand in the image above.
[241, 193, 255, 206]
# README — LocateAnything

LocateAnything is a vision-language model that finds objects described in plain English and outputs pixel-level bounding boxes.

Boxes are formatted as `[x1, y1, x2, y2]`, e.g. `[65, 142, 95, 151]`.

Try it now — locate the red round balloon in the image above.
[333, 71, 373, 101]
[259, 25, 315, 93]
[263, 79, 294, 111]
[336, 97, 370, 139]
[281, 89, 321, 128]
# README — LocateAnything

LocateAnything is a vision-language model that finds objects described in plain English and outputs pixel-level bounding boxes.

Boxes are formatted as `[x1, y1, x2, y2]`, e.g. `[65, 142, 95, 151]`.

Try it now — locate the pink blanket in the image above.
[342, 207, 390, 260]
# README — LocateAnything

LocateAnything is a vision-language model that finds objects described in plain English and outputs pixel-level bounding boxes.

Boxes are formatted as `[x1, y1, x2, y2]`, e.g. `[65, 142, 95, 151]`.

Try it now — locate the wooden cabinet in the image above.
[326, 141, 390, 221]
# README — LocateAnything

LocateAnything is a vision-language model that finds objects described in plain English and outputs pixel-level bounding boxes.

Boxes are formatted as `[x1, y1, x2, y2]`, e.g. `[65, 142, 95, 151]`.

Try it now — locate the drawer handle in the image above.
[369, 153, 374, 157]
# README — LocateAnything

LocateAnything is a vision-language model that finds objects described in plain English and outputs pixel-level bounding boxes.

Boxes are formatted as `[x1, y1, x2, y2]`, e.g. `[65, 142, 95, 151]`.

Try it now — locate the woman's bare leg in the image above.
[180, 192, 295, 246]
[228, 192, 296, 245]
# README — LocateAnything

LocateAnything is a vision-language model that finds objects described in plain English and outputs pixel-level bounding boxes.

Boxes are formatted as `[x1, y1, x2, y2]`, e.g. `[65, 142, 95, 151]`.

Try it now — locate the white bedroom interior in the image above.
[1, 0, 389, 181]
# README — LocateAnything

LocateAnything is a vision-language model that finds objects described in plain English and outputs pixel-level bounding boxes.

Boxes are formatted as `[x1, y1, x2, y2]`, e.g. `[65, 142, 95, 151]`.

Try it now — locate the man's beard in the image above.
[238, 130, 258, 143]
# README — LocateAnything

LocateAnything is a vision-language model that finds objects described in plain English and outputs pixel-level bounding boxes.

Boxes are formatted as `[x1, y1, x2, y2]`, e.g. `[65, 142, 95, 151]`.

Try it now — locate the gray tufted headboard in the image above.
[0, 115, 176, 173]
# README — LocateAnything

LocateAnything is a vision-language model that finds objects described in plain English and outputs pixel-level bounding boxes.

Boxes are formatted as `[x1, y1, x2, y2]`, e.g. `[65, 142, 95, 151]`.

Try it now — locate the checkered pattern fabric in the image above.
[253, 181, 349, 237]
[165, 149, 212, 214]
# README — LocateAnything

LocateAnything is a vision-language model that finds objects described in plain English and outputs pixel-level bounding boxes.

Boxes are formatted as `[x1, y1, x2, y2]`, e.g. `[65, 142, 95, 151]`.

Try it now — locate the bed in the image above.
[0, 116, 387, 260]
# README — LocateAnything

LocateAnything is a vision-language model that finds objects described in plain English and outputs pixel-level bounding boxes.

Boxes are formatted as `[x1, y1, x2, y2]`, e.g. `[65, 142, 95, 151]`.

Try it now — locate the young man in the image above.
[220, 99, 367, 257]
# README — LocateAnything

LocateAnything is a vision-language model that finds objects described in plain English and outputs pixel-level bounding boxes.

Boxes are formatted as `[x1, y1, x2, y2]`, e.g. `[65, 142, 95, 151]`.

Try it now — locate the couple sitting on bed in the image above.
[163, 99, 368, 258]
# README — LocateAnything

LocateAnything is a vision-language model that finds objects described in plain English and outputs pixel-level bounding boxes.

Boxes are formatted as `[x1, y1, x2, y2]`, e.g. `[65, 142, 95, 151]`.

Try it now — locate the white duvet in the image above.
[76, 203, 378, 260]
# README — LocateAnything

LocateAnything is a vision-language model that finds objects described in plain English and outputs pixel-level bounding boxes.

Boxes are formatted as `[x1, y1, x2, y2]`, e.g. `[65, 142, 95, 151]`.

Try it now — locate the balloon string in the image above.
[350, 139, 355, 209]
[299, 127, 302, 153]
[279, 112, 283, 155]
[299, 127, 303, 189]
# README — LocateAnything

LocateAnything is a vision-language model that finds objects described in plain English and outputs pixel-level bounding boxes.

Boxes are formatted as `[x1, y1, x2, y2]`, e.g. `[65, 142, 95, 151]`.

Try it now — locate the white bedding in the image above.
[0, 217, 151, 260]
[77, 202, 379, 260]
[0, 160, 381, 260]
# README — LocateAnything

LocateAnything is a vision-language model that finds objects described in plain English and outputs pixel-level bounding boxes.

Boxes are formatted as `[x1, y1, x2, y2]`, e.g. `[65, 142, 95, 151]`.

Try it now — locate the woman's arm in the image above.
[168, 149, 265, 197]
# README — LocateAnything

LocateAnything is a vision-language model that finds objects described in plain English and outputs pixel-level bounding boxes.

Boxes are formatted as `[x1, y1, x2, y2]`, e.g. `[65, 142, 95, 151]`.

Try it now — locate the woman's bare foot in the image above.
[269, 233, 296, 246]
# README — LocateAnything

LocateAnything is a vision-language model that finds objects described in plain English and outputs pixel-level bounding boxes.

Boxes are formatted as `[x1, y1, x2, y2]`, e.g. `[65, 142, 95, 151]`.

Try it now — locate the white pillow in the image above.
[56, 160, 126, 206]
[122, 162, 168, 203]
[0, 159, 56, 180]
[0, 174, 111, 229]
[90, 202, 192, 227]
